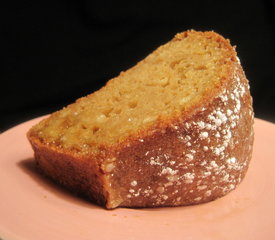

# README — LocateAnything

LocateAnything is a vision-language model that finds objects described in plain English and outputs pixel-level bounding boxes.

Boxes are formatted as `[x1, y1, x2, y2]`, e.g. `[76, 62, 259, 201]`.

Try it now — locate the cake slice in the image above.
[27, 30, 254, 209]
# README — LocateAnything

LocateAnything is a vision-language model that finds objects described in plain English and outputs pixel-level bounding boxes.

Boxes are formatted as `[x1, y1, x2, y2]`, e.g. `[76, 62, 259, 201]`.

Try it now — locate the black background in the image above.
[1, 0, 275, 132]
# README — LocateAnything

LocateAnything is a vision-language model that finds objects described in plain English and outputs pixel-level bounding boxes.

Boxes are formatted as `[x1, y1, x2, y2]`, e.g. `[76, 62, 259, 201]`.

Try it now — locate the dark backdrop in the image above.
[1, 0, 275, 132]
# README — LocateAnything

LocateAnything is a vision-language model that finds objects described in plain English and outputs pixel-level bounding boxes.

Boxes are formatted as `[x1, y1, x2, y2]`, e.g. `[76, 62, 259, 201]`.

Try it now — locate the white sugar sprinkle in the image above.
[210, 161, 219, 168]
[183, 172, 195, 183]
[161, 167, 178, 175]
[197, 185, 207, 190]
[130, 180, 137, 187]
[201, 160, 207, 166]
[186, 154, 194, 161]
[205, 190, 212, 197]
[204, 171, 211, 177]
[205, 123, 213, 130]
[199, 131, 209, 139]
[220, 94, 228, 102]
[194, 197, 202, 201]
[227, 157, 236, 164]
[227, 109, 233, 116]
[215, 132, 221, 138]
[197, 121, 205, 129]
[203, 146, 209, 151]
[162, 195, 168, 200]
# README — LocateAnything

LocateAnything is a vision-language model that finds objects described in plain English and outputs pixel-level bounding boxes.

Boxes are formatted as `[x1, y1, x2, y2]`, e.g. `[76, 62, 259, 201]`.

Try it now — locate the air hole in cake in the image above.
[170, 60, 181, 69]
[114, 108, 122, 114]
[195, 65, 207, 70]
[81, 124, 87, 130]
[92, 126, 100, 134]
[128, 101, 138, 109]
[177, 77, 187, 85]
[103, 108, 113, 117]
[112, 96, 120, 102]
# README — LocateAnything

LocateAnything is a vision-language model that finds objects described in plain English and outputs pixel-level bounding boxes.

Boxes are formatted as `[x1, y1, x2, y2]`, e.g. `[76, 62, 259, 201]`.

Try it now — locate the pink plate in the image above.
[0, 117, 275, 240]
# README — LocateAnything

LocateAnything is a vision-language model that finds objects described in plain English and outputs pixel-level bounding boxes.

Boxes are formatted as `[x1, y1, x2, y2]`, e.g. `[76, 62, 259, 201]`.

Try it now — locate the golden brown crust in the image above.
[106, 62, 253, 208]
[27, 31, 254, 209]
[27, 135, 110, 206]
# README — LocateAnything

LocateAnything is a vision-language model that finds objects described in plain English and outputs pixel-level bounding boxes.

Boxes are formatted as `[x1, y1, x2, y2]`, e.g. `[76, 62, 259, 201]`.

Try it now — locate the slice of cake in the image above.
[27, 30, 254, 209]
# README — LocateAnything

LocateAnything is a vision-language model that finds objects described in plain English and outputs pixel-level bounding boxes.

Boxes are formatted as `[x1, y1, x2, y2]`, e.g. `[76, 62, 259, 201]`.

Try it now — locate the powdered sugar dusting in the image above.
[161, 167, 178, 175]
[183, 172, 195, 183]
[122, 65, 252, 206]
[199, 131, 209, 139]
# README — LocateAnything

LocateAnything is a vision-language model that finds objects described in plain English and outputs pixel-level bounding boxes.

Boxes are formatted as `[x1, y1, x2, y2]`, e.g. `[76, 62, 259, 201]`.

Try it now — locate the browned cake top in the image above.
[29, 31, 237, 153]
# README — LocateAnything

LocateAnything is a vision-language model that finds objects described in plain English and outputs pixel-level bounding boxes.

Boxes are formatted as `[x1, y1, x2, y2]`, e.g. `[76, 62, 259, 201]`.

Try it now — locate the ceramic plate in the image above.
[0, 117, 274, 240]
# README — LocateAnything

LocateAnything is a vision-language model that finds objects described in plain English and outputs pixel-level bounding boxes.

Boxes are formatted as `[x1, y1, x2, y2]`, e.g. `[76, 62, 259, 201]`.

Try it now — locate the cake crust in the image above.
[27, 31, 254, 209]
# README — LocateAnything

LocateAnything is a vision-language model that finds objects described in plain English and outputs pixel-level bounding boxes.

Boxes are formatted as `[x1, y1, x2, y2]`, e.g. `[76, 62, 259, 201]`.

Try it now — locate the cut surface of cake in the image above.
[27, 30, 254, 209]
